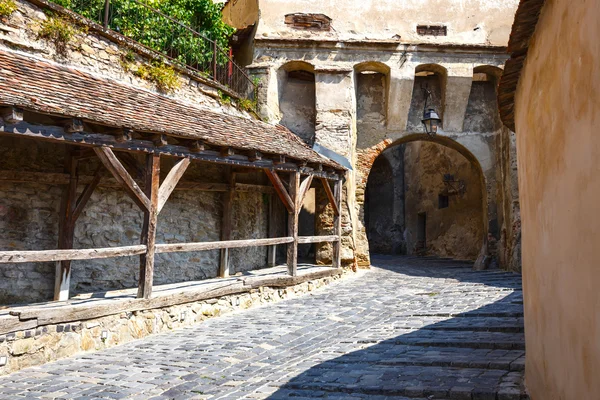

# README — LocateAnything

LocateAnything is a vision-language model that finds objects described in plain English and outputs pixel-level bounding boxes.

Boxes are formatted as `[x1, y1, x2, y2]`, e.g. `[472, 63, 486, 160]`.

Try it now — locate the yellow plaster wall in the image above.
[515, 0, 600, 398]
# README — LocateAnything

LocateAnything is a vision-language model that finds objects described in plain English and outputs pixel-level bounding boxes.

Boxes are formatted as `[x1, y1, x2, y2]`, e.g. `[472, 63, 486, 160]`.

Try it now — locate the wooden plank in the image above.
[0, 121, 342, 179]
[71, 165, 103, 223]
[219, 169, 235, 278]
[0, 315, 38, 335]
[0, 245, 147, 263]
[12, 267, 344, 326]
[287, 171, 300, 276]
[138, 154, 160, 299]
[320, 177, 340, 216]
[156, 237, 294, 254]
[54, 150, 78, 302]
[297, 235, 340, 244]
[157, 158, 190, 214]
[264, 169, 294, 213]
[94, 147, 150, 211]
[297, 175, 314, 212]
[332, 178, 342, 269]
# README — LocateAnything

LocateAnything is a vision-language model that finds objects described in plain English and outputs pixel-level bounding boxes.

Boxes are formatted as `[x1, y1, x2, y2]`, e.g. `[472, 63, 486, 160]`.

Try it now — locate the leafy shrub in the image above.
[38, 16, 77, 56]
[53, 0, 234, 68]
[0, 0, 18, 18]
[134, 62, 181, 93]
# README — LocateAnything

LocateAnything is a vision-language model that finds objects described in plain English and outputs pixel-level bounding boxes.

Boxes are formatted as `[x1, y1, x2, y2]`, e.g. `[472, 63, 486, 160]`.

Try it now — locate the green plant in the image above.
[238, 98, 257, 112]
[218, 90, 232, 105]
[38, 16, 77, 56]
[54, 0, 234, 67]
[0, 0, 17, 18]
[134, 62, 181, 93]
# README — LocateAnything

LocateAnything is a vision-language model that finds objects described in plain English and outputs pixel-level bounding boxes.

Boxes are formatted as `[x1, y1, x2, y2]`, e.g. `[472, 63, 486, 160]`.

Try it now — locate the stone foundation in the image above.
[0, 268, 351, 375]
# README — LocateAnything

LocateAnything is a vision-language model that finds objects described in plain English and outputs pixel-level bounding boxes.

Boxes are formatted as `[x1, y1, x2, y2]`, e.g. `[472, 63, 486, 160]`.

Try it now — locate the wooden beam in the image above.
[272, 155, 286, 165]
[0, 245, 147, 263]
[287, 171, 300, 276]
[220, 147, 235, 157]
[156, 237, 294, 254]
[71, 165, 103, 223]
[298, 235, 340, 244]
[296, 175, 314, 212]
[138, 154, 160, 299]
[94, 147, 151, 211]
[219, 169, 235, 278]
[64, 119, 84, 133]
[54, 149, 78, 301]
[1, 121, 343, 178]
[157, 158, 190, 214]
[188, 140, 205, 153]
[115, 128, 133, 143]
[248, 150, 262, 162]
[332, 178, 342, 269]
[320, 177, 340, 216]
[152, 134, 168, 147]
[264, 169, 294, 213]
[0, 107, 23, 124]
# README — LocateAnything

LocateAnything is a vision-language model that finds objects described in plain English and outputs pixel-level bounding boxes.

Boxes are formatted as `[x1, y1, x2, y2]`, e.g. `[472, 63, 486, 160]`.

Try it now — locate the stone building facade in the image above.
[226, 0, 522, 269]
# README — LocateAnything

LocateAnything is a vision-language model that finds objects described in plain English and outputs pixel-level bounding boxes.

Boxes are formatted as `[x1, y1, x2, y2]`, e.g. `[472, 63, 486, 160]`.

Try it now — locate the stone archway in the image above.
[354, 133, 490, 267]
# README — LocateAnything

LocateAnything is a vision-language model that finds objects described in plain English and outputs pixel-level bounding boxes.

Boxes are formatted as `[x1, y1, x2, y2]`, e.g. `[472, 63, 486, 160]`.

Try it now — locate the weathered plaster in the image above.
[514, 0, 600, 397]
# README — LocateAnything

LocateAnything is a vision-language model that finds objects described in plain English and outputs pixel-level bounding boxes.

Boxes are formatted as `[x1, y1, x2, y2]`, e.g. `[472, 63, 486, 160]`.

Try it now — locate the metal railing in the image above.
[53, 0, 256, 100]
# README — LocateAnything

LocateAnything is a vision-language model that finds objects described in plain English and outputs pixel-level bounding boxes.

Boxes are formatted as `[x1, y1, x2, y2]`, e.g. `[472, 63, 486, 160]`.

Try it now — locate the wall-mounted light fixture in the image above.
[421, 86, 442, 136]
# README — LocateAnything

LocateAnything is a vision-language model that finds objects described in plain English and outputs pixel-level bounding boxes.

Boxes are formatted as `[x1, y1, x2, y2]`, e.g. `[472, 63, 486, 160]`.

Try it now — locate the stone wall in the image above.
[403, 141, 484, 260]
[0, 137, 275, 305]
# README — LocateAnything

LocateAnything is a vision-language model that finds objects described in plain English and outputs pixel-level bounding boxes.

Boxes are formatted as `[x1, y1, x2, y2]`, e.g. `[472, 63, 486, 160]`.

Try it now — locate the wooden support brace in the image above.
[287, 171, 300, 276]
[220, 147, 235, 157]
[219, 169, 235, 278]
[138, 153, 160, 299]
[267, 193, 277, 267]
[94, 147, 151, 211]
[296, 175, 314, 213]
[320, 177, 340, 216]
[264, 169, 294, 213]
[188, 140, 205, 153]
[156, 158, 190, 214]
[248, 150, 262, 162]
[71, 165, 103, 223]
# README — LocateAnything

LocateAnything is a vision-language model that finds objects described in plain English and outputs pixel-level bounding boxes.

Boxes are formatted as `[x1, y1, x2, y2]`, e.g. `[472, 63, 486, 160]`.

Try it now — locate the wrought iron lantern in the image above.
[421, 87, 442, 136]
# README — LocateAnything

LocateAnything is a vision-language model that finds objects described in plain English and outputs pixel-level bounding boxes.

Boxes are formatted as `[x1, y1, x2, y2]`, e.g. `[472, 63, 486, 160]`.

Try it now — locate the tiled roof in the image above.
[498, 0, 546, 131]
[0, 50, 343, 170]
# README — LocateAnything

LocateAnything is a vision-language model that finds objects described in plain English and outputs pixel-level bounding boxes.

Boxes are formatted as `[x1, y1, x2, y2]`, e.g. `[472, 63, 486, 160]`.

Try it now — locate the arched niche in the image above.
[354, 61, 390, 129]
[407, 64, 448, 132]
[463, 65, 504, 132]
[277, 61, 316, 146]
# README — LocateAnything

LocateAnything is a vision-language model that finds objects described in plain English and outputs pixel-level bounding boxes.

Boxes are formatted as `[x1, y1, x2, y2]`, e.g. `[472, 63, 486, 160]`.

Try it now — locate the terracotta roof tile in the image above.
[0, 50, 343, 170]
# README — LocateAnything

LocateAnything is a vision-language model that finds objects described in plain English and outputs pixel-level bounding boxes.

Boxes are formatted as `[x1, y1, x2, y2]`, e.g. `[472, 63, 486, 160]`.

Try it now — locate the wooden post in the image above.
[54, 149, 78, 301]
[267, 193, 277, 267]
[138, 154, 160, 299]
[332, 178, 342, 269]
[219, 168, 235, 277]
[287, 171, 300, 276]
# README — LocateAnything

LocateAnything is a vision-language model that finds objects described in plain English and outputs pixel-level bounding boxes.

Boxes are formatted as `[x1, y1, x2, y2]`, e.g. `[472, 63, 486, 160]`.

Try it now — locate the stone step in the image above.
[278, 364, 528, 400]
[387, 330, 525, 350]
[388, 316, 525, 333]
[322, 345, 525, 371]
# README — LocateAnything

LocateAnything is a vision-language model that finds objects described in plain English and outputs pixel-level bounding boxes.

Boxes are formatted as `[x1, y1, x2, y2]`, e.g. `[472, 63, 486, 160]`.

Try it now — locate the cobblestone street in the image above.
[0, 256, 526, 399]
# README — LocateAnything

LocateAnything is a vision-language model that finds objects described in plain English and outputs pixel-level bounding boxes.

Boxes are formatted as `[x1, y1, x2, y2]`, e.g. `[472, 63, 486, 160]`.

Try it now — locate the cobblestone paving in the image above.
[0, 256, 527, 399]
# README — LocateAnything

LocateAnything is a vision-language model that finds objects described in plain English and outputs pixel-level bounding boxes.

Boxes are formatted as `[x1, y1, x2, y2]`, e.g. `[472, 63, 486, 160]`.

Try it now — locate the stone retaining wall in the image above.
[0, 269, 350, 375]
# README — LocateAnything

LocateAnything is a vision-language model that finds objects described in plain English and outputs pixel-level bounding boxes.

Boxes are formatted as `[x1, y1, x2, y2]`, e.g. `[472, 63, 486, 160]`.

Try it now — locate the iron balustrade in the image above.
[51, 0, 256, 101]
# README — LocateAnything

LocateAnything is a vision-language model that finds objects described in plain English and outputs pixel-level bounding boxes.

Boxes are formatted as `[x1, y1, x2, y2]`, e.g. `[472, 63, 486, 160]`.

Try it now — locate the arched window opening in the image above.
[407, 64, 448, 133]
[278, 62, 316, 146]
[463, 66, 504, 132]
